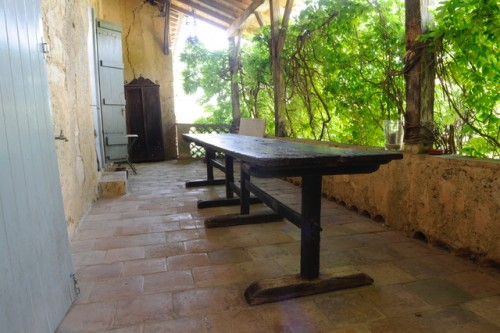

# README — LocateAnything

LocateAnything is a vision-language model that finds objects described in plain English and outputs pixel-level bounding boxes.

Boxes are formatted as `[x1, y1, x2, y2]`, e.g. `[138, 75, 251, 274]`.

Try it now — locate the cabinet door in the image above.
[125, 87, 147, 162]
[143, 87, 165, 161]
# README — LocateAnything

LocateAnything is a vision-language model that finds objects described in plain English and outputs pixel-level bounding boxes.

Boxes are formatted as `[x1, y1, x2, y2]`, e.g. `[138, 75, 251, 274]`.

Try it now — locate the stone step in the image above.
[98, 171, 127, 197]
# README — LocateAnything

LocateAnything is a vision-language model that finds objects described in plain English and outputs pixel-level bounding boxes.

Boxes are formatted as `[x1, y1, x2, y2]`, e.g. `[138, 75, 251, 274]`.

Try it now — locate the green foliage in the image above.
[282, 0, 406, 144]
[179, 0, 499, 158]
[421, 0, 500, 158]
[179, 39, 233, 124]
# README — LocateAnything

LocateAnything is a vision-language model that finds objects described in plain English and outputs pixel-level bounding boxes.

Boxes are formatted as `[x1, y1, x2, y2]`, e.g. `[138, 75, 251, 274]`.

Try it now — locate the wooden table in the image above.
[183, 133, 403, 305]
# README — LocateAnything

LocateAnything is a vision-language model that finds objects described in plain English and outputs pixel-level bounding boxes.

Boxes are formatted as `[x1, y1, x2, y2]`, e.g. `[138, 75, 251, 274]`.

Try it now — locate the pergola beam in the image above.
[163, 0, 171, 54]
[170, 4, 228, 30]
[226, 0, 265, 37]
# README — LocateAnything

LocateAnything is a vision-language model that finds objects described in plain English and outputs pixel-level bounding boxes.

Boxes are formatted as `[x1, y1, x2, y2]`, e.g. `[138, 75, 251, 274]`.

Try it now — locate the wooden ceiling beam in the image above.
[196, 0, 245, 15]
[170, 4, 229, 30]
[173, 0, 235, 23]
[226, 0, 265, 36]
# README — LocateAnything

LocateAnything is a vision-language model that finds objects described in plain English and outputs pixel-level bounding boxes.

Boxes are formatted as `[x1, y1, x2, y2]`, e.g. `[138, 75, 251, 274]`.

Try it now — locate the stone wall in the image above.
[40, 0, 177, 236]
[284, 138, 500, 264]
[41, 0, 100, 237]
[99, 0, 177, 159]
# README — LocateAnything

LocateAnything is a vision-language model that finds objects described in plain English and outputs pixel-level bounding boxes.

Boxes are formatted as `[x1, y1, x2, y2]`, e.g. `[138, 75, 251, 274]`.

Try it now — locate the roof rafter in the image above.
[226, 0, 265, 36]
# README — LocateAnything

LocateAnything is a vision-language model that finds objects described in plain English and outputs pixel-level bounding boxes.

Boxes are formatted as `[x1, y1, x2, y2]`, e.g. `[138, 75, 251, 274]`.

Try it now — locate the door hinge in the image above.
[41, 37, 50, 54]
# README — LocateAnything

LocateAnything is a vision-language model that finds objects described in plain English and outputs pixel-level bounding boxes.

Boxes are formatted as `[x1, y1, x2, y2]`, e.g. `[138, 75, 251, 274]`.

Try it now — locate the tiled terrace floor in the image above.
[57, 160, 500, 333]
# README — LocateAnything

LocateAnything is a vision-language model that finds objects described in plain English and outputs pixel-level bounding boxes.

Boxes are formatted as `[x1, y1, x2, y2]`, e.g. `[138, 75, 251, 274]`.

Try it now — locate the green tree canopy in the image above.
[180, 0, 499, 158]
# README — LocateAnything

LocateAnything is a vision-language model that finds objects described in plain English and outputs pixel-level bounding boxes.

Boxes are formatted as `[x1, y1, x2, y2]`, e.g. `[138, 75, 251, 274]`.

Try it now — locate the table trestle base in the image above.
[244, 268, 374, 306]
[205, 211, 283, 228]
[185, 179, 226, 188]
[197, 197, 261, 209]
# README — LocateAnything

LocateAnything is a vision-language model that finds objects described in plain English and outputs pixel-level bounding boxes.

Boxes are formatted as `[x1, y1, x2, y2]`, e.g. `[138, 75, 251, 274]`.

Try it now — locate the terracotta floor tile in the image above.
[368, 314, 432, 333]
[205, 309, 272, 333]
[395, 255, 466, 279]
[93, 233, 166, 251]
[56, 302, 115, 332]
[114, 225, 152, 236]
[113, 292, 174, 327]
[344, 220, 388, 234]
[445, 270, 500, 298]
[385, 240, 438, 258]
[423, 306, 500, 333]
[183, 238, 226, 253]
[76, 228, 116, 240]
[321, 234, 364, 252]
[72, 250, 107, 267]
[102, 327, 142, 333]
[462, 295, 500, 326]
[167, 253, 211, 270]
[361, 284, 432, 317]
[60, 161, 500, 333]
[71, 239, 96, 253]
[314, 291, 385, 327]
[246, 244, 289, 259]
[143, 270, 194, 293]
[144, 242, 185, 258]
[105, 246, 145, 263]
[208, 248, 252, 264]
[327, 326, 373, 333]
[258, 300, 332, 333]
[77, 262, 123, 281]
[173, 287, 246, 317]
[165, 229, 203, 243]
[143, 317, 207, 333]
[89, 276, 144, 302]
[403, 278, 474, 307]
[356, 262, 416, 286]
[192, 263, 246, 287]
[122, 258, 165, 275]
[237, 258, 289, 280]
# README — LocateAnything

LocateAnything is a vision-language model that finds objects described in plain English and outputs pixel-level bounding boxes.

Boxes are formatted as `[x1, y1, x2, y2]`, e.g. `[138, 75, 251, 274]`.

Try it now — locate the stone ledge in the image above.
[98, 171, 127, 197]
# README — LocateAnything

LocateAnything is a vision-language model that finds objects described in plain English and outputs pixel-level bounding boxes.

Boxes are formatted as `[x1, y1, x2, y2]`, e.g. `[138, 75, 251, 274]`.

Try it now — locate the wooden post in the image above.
[404, 0, 436, 152]
[269, 0, 294, 137]
[229, 35, 241, 131]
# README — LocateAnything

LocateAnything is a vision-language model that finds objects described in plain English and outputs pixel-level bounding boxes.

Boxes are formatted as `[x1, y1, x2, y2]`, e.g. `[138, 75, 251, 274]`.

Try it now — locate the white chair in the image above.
[238, 118, 266, 137]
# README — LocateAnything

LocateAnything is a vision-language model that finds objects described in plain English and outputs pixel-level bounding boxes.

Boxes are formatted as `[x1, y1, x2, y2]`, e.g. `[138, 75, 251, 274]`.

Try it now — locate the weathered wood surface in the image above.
[183, 133, 403, 173]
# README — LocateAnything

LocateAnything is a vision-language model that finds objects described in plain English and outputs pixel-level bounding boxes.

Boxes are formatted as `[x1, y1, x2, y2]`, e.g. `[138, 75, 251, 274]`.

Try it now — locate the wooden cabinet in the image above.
[125, 77, 165, 162]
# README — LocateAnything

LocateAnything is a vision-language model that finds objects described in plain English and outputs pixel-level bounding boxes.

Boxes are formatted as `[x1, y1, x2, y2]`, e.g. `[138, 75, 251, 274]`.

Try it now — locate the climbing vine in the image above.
[180, 0, 499, 158]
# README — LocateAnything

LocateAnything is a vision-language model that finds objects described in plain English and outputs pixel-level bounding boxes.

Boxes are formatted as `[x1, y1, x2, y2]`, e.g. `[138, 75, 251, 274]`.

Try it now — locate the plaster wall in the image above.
[99, 0, 177, 159]
[284, 138, 499, 263]
[41, 0, 100, 237]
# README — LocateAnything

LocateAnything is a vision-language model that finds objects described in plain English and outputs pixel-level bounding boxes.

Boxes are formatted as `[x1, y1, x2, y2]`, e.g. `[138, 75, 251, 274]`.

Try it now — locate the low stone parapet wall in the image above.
[280, 137, 500, 265]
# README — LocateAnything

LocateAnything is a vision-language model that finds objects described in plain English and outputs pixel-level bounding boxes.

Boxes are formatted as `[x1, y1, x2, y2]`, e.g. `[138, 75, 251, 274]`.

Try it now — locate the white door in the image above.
[0, 0, 76, 331]
[96, 19, 128, 162]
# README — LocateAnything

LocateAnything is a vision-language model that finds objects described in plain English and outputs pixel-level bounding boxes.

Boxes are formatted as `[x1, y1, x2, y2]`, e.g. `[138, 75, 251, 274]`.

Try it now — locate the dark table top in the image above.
[183, 133, 403, 175]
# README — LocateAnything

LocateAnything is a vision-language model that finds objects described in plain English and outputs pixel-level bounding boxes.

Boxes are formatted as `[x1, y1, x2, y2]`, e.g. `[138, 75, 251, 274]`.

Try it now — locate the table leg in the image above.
[240, 163, 250, 215]
[185, 148, 226, 188]
[244, 174, 373, 305]
[204, 163, 281, 227]
[300, 175, 322, 279]
[225, 155, 234, 199]
[206, 148, 216, 181]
